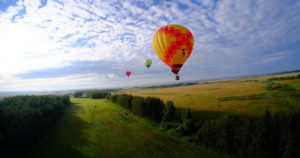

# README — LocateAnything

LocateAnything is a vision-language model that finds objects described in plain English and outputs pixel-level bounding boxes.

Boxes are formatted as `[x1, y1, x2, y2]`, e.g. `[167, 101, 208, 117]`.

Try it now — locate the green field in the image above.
[17, 72, 300, 157]
[27, 98, 221, 158]
[120, 72, 300, 119]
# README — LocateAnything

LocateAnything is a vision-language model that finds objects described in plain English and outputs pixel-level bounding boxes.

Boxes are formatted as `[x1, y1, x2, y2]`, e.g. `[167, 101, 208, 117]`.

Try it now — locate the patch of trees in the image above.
[0, 95, 70, 157]
[268, 70, 300, 75]
[194, 110, 300, 158]
[87, 90, 111, 99]
[218, 93, 266, 101]
[167, 108, 300, 158]
[108, 94, 171, 121]
[163, 108, 300, 158]
[139, 82, 198, 89]
[169, 108, 196, 136]
[162, 101, 176, 123]
[267, 74, 300, 81]
[240, 79, 259, 82]
[108, 93, 300, 158]
[73, 91, 83, 98]
[266, 82, 296, 91]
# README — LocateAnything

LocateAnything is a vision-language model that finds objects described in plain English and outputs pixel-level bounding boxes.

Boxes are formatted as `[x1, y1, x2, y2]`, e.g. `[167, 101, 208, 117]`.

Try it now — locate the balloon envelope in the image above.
[126, 71, 131, 77]
[152, 24, 194, 79]
[144, 59, 152, 69]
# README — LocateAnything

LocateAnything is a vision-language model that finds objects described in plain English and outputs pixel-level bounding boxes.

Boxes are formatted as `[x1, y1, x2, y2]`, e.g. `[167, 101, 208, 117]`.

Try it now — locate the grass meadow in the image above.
[26, 98, 223, 158]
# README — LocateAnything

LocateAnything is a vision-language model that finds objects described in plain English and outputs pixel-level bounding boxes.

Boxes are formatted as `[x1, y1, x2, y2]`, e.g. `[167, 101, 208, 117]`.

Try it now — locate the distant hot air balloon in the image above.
[152, 24, 194, 80]
[126, 71, 131, 77]
[144, 59, 152, 69]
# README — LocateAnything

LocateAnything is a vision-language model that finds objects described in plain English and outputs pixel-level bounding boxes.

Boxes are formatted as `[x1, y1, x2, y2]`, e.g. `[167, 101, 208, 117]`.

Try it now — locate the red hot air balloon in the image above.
[126, 71, 131, 77]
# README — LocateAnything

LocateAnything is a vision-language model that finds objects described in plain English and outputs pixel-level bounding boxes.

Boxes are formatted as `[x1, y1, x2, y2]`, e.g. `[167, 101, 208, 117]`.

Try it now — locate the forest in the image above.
[108, 94, 166, 121]
[0, 95, 70, 157]
[73, 90, 111, 99]
[108, 94, 300, 158]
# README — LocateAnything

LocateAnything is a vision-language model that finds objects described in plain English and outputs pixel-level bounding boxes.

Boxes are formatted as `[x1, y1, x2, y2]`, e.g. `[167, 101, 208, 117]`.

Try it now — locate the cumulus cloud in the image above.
[0, 0, 299, 91]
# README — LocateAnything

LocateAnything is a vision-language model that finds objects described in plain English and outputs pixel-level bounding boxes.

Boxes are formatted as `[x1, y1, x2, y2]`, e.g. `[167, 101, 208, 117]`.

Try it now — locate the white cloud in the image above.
[0, 0, 299, 91]
[0, 74, 100, 91]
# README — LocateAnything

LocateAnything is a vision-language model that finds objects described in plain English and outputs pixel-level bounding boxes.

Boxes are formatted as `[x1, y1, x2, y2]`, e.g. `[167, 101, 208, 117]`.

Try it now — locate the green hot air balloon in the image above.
[144, 59, 152, 69]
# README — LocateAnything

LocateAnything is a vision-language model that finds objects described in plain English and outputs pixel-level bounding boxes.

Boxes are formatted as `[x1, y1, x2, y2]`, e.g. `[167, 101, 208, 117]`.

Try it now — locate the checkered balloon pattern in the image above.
[152, 25, 194, 75]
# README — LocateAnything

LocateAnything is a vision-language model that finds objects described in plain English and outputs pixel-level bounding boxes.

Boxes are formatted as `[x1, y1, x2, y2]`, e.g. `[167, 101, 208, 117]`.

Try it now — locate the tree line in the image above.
[108, 94, 173, 121]
[73, 90, 110, 99]
[194, 110, 300, 158]
[0, 95, 70, 157]
[265, 82, 296, 91]
[267, 74, 300, 81]
[167, 108, 300, 158]
[73, 91, 83, 98]
[108, 94, 300, 158]
[140, 82, 198, 89]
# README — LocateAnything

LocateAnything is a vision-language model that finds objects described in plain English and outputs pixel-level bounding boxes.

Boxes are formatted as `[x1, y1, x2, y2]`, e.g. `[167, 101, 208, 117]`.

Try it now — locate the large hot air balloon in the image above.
[152, 24, 194, 80]
[144, 59, 152, 69]
[126, 71, 131, 77]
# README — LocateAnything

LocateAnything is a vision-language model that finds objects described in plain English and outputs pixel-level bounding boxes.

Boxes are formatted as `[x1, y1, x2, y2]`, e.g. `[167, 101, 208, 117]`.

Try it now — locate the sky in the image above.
[0, 0, 300, 91]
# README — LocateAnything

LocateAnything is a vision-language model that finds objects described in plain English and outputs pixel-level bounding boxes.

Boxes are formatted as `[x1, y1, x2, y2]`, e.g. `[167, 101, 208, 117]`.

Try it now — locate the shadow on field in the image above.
[27, 103, 90, 158]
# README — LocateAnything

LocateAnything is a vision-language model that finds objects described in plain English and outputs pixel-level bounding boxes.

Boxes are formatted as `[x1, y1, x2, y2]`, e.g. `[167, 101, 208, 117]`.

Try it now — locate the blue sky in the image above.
[0, 0, 300, 91]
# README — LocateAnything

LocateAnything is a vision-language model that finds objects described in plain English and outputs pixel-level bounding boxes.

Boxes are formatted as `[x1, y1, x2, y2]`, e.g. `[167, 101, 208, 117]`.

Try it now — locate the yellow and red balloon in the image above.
[152, 24, 194, 80]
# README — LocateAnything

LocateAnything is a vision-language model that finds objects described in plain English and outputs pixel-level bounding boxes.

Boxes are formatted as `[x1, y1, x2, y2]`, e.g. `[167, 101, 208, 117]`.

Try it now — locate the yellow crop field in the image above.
[119, 72, 300, 118]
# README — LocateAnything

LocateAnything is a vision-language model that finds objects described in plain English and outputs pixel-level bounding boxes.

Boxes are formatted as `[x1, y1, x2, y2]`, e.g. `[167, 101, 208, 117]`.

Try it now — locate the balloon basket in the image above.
[176, 75, 180, 80]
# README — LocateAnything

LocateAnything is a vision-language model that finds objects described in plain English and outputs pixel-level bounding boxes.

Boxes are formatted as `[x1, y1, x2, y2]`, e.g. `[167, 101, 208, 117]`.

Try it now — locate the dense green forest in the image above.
[73, 90, 110, 99]
[108, 94, 300, 158]
[194, 110, 300, 158]
[0, 95, 70, 157]
[108, 94, 166, 121]
[87, 90, 110, 99]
